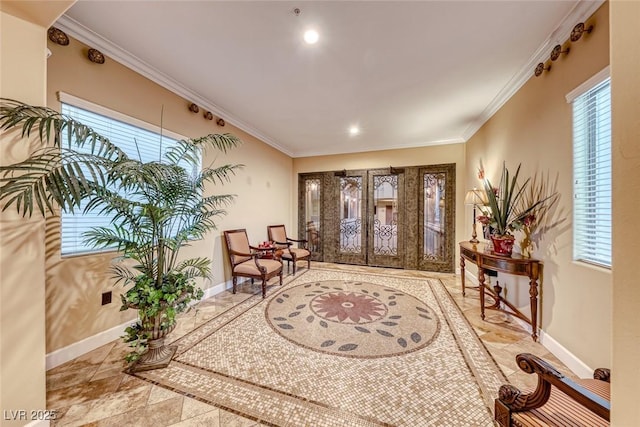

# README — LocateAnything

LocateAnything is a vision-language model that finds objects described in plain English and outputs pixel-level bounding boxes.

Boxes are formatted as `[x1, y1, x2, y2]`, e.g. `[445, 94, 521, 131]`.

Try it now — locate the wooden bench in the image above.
[495, 353, 610, 427]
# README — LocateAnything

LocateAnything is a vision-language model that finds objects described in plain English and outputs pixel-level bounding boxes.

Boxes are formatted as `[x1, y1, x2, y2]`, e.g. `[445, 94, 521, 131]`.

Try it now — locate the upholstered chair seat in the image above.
[234, 258, 282, 276]
[223, 229, 283, 298]
[267, 224, 311, 274]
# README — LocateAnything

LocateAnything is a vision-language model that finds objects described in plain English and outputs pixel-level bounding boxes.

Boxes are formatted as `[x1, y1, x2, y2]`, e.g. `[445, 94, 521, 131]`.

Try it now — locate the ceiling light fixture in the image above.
[349, 126, 360, 136]
[304, 29, 319, 44]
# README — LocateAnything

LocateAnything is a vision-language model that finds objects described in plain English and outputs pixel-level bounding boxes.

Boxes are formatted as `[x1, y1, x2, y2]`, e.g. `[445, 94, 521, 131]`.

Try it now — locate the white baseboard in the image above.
[461, 266, 593, 378]
[538, 329, 595, 378]
[45, 279, 233, 370]
[201, 278, 233, 300]
[46, 320, 131, 370]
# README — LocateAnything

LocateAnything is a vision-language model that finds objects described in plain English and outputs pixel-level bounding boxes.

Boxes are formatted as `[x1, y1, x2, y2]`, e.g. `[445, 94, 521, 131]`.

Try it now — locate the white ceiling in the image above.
[57, 1, 602, 158]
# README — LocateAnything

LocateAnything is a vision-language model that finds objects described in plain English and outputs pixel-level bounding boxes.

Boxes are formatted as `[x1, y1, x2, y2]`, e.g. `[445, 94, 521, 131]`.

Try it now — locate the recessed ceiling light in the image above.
[349, 126, 360, 136]
[304, 29, 319, 44]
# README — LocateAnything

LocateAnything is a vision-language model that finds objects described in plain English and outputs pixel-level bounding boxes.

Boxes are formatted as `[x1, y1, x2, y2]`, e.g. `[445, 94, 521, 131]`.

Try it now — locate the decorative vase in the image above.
[128, 322, 177, 373]
[490, 234, 515, 256]
[520, 236, 533, 258]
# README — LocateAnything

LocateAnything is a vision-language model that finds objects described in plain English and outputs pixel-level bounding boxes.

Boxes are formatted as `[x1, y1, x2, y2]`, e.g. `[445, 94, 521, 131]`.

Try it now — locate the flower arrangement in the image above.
[516, 171, 560, 257]
[477, 163, 556, 256]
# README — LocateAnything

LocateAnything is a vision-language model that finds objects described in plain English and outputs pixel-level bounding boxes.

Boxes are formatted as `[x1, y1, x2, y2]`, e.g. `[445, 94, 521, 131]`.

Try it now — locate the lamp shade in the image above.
[464, 188, 488, 205]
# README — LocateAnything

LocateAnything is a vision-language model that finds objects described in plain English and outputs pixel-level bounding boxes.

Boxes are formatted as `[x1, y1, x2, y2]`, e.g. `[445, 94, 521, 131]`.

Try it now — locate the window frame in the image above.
[567, 67, 612, 269]
[57, 92, 189, 257]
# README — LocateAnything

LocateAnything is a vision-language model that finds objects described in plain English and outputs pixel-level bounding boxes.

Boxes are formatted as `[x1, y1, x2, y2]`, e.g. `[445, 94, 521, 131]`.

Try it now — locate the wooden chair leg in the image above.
[292, 255, 297, 274]
[261, 278, 266, 298]
[279, 270, 283, 285]
[232, 276, 237, 294]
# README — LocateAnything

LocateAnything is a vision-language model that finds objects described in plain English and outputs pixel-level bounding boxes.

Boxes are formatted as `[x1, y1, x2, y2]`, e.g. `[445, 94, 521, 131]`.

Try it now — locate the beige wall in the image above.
[292, 143, 466, 252]
[45, 37, 292, 353]
[0, 3, 74, 425]
[465, 4, 610, 370]
[610, 1, 640, 424]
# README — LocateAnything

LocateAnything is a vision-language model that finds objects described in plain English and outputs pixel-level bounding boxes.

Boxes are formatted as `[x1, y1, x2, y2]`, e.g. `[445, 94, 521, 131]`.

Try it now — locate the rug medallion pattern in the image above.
[135, 268, 504, 426]
[265, 280, 439, 358]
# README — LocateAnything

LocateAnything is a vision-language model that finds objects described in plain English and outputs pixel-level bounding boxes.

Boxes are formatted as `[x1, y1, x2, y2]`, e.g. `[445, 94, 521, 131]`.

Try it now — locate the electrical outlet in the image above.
[101, 291, 112, 305]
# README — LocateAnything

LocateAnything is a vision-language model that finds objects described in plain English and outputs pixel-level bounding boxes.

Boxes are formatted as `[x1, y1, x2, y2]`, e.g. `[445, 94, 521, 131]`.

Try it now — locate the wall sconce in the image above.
[87, 48, 105, 64]
[465, 188, 488, 244]
[188, 103, 199, 113]
[535, 22, 594, 78]
[534, 62, 551, 77]
[203, 111, 213, 120]
[550, 44, 570, 61]
[216, 118, 225, 127]
[48, 27, 69, 46]
[570, 22, 594, 42]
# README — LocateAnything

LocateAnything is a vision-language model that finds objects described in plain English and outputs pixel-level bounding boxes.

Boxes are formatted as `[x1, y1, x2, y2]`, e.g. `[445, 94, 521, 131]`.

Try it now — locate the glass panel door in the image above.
[423, 172, 446, 260]
[334, 171, 367, 265]
[298, 174, 324, 260]
[298, 164, 454, 272]
[304, 178, 321, 253]
[418, 164, 455, 272]
[339, 176, 363, 254]
[367, 169, 404, 268]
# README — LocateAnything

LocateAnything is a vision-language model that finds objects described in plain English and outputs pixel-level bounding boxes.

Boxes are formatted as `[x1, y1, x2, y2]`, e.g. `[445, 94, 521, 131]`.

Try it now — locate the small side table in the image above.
[255, 244, 283, 261]
[459, 241, 542, 342]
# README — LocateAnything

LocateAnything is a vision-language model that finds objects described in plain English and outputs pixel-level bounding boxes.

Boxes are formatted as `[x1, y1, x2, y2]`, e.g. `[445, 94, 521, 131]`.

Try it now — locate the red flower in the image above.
[523, 214, 536, 226]
[477, 215, 491, 225]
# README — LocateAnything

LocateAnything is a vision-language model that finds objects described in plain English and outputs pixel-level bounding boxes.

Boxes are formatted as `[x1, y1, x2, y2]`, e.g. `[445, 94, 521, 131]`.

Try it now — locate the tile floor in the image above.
[45, 263, 579, 426]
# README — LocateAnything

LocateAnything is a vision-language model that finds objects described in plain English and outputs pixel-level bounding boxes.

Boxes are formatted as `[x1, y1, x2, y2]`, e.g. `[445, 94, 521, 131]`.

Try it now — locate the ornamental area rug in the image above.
[134, 267, 506, 426]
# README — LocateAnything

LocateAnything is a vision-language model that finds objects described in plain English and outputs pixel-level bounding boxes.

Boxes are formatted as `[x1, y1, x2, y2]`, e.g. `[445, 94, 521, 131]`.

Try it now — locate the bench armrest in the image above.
[496, 353, 610, 423]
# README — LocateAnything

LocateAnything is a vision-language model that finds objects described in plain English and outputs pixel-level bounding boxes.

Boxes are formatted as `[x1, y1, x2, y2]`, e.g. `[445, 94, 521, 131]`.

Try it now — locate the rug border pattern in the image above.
[132, 266, 505, 426]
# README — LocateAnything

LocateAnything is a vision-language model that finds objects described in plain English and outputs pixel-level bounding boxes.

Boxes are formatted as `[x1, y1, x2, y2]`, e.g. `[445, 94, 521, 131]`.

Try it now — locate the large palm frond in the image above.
[164, 133, 241, 165]
[0, 148, 115, 215]
[174, 257, 211, 280]
[198, 163, 243, 186]
[0, 98, 126, 158]
[0, 98, 131, 216]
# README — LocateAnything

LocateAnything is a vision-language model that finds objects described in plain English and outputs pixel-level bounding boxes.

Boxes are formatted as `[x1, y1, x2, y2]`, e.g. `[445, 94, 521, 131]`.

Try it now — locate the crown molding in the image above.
[54, 15, 293, 157]
[461, 0, 606, 141]
[293, 137, 465, 158]
[56, 1, 605, 157]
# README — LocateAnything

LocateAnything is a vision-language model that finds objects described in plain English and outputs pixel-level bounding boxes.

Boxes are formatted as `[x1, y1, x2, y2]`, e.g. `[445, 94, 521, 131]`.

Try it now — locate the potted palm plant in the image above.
[478, 163, 552, 256]
[0, 98, 242, 371]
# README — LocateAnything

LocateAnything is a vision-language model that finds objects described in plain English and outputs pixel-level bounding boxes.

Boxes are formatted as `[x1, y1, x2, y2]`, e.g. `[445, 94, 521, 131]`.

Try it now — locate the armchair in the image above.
[267, 224, 311, 274]
[223, 229, 283, 298]
[495, 353, 610, 427]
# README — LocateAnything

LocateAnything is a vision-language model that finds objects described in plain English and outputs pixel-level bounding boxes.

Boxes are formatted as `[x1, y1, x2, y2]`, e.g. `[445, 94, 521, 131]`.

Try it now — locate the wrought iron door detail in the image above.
[372, 175, 398, 256]
[339, 177, 362, 254]
[423, 173, 446, 261]
[299, 163, 454, 272]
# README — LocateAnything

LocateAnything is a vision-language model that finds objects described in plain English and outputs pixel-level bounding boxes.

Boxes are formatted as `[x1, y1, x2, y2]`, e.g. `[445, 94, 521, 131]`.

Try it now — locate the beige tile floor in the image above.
[46, 263, 579, 426]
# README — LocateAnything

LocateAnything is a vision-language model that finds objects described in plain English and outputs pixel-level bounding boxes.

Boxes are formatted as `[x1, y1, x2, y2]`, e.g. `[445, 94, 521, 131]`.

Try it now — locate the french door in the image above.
[298, 163, 454, 272]
[323, 168, 404, 268]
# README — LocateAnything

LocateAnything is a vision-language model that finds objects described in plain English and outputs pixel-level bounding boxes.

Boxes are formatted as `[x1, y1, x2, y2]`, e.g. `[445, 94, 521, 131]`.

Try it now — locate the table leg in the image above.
[529, 278, 539, 342]
[479, 268, 486, 320]
[460, 256, 466, 296]
[492, 281, 503, 309]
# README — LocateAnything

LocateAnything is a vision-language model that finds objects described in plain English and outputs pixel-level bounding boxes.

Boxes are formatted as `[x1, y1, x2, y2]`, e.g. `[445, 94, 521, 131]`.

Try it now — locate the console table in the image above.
[459, 241, 541, 342]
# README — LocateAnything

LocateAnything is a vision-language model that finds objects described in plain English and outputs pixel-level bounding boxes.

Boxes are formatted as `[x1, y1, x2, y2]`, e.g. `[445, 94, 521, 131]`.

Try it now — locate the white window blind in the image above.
[60, 101, 185, 256]
[572, 77, 611, 268]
